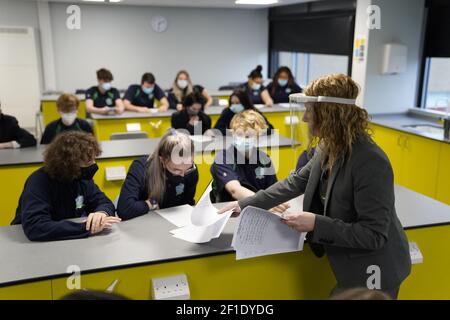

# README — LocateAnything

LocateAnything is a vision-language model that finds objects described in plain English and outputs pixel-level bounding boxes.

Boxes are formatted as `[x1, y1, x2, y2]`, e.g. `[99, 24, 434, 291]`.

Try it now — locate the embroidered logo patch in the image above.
[255, 167, 265, 179]
[75, 195, 84, 209]
[175, 183, 185, 196]
[106, 98, 112, 105]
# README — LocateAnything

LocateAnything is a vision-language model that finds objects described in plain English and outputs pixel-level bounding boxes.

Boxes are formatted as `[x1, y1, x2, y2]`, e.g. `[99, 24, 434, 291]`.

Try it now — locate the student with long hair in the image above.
[220, 74, 411, 299]
[267, 66, 302, 103]
[239, 65, 273, 107]
[213, 89, 273, 136]
[167, 70, 213, 111]
[12, 131, 120, 241]
[117, 130, 199, 220]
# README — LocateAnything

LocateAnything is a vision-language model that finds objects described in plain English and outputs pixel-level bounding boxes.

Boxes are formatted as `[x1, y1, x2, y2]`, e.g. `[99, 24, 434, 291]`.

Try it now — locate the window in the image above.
[274, 51, 349, 87]
[422, 57, 450, 113]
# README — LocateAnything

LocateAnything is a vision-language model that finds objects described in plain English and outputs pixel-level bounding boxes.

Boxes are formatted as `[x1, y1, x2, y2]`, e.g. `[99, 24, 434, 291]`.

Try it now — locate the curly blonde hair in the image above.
[230, 109, 268, 134]
[303, 74, 372, 168]
[44, 131, 101, 182]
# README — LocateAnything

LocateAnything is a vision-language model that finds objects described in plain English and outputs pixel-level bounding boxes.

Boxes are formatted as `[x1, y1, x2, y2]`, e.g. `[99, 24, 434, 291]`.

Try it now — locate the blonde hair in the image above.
[303, 73, 371, 168]
[146, 129, 194, 204]
[57, 93, 79, 113]
[230, 109, 268, 134]
[172, 70, 193, 103]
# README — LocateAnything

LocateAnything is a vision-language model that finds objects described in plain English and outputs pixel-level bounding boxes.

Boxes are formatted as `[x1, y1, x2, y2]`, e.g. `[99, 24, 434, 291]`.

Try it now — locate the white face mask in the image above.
[177, 79, 189, 89]
[61, 112, 77, 126]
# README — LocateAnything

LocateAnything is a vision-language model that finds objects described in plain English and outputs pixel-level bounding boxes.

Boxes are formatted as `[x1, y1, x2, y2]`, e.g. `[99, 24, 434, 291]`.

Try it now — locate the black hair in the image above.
[248, 65, 263, 79]
[61, 290, 129, 300]
[183, 91, 205, 108]
[141, 72, 155, 84]
[229, 89, 254, 109]
[271, 66, 295, 95]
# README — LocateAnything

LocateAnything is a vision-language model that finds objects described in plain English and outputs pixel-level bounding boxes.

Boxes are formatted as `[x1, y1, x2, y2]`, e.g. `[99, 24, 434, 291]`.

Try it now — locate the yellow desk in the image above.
[0, 135, 300, 227]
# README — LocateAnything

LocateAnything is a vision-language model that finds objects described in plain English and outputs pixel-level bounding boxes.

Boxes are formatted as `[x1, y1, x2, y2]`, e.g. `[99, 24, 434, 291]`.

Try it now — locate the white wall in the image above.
[49, 3, 269, 92]
[352, 0, 425, 114]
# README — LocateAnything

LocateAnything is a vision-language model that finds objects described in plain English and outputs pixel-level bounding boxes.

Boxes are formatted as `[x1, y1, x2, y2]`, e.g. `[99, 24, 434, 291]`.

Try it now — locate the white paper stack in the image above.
[231, 206, 306, 260]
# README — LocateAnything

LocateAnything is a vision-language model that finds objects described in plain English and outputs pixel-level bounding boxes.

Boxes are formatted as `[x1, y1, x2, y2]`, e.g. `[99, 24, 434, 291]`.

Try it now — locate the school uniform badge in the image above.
[255, 167, 265, 179]
[175, 183, 185, 196]
[75, 195, 85, 209]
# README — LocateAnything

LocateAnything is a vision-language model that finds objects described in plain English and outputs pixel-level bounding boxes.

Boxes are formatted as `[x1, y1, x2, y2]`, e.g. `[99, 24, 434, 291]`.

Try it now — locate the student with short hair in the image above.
[214, 89, 273, 136]
[210, 110, 282, 204]
[12, 131, 120, 241]
[123, 72, 169, 112]
[41, 93, 93, 144]
[85, 68, 124, 115]
[117, 129, 199, 220]
[267, 66, 302, 103]
[171, 92, 212, 135]
[239, 65, 273, 107]
[0, 102, 36, 149]
[167, 70, 213, 111]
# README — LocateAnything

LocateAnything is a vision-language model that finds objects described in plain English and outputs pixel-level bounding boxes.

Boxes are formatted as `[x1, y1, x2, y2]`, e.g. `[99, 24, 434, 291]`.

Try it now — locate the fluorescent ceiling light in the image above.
[82, 0, 122, 2]
[235, 0, 278, 5]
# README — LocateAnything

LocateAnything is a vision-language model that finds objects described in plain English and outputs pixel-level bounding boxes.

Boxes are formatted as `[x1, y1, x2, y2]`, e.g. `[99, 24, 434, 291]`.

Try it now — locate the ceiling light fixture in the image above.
[235, 0, 279, 5]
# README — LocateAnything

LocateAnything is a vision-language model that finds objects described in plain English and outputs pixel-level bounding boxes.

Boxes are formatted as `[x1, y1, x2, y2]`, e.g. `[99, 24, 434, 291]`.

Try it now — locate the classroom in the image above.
[0, 0, 449, 306]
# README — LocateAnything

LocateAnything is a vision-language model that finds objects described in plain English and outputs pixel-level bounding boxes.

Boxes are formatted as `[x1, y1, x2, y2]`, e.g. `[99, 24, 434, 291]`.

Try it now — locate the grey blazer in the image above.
[238, 137, 411, 289]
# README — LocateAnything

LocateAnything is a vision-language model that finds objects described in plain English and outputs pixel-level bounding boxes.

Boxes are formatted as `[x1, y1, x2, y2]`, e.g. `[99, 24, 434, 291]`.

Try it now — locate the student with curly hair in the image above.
[12, 131, 120, 241]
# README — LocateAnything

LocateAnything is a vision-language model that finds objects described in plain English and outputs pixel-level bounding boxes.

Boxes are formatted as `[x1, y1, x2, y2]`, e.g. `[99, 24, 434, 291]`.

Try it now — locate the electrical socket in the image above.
[151, 274, 190, 300]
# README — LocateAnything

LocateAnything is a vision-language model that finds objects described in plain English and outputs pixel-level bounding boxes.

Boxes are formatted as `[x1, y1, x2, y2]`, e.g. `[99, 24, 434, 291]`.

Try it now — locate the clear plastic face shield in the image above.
[288, 93, 357, 170]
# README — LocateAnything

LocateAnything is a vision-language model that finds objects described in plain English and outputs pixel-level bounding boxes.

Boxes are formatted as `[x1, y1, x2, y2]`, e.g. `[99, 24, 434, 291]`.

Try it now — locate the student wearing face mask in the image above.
[167, 70, 213, 111]
[210, 110, 287, 209]
[267, 66, 302, 103]
[0, 101, 37, 149]
[123, 72, 169, 112]
[171, 92, 212, 135]
[85, 68, 124, 115]
[12, 131, 120, 242]
[214, 90, 273, 136]
[40, 94, 93, 144]
[117, 129, 199, 220]
[239, 65, 273, 107]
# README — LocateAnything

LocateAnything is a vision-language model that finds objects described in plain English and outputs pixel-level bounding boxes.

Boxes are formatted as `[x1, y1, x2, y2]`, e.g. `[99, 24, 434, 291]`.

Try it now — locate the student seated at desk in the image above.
[117, 129, 199, 220]
[210, 110, 282, 204]
[171, 92, 212, 135]
[214, 89, 273, 136]
[41, 93, 93, 144]
[12, 132, 120, 241]
[167, 70, 213, 111]
[123, 72, 169, 112]
[85, 68, 124, 115]
[239, 65, 273, 107]
[0, 102, 36, 149]
[267, 66, 302, 103]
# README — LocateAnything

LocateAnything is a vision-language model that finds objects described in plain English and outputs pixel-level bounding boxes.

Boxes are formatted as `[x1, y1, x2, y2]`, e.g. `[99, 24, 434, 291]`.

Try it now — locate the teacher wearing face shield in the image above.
[219, 74, 411, 299]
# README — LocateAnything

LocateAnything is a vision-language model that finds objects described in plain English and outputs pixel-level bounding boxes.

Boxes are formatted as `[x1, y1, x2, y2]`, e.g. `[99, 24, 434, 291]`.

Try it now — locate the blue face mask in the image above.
[101, 82, 111, 91]
[230, 104, 244, 113]
[278, 79, 288, 87]
[143, 86, 154, 94]
[233, 136, 256, 153]
[251, 83, 261, 91]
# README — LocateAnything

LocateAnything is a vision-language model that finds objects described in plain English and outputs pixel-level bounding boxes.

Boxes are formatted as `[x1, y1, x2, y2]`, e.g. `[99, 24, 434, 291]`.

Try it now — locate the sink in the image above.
[402, 124, 444, 138]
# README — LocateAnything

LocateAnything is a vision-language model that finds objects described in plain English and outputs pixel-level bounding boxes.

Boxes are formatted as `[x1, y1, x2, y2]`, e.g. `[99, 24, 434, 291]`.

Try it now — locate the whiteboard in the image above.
[0, 26, 41, 128]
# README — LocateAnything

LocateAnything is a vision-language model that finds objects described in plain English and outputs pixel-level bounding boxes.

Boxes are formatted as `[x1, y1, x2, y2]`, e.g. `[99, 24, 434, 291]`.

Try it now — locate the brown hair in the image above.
[96, 68, 113, 81]
[230, 109, 268, 134]
[303, 74, 371, 168]
[44, 131, 101, 182]
[330, 287, 393, 300]
[57, 93, 79, 113]
[146, 129, 194, 204]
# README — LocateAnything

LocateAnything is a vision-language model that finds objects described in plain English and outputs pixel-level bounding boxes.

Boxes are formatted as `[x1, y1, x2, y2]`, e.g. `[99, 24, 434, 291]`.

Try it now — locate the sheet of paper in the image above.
[278, 103, 290, 108]
[254, 104, 265, 110]
[170, 211, 232, 244]
[154, 205, 193, 228]
[190, 182, 224, 226]
[232, 206, 305, 260]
